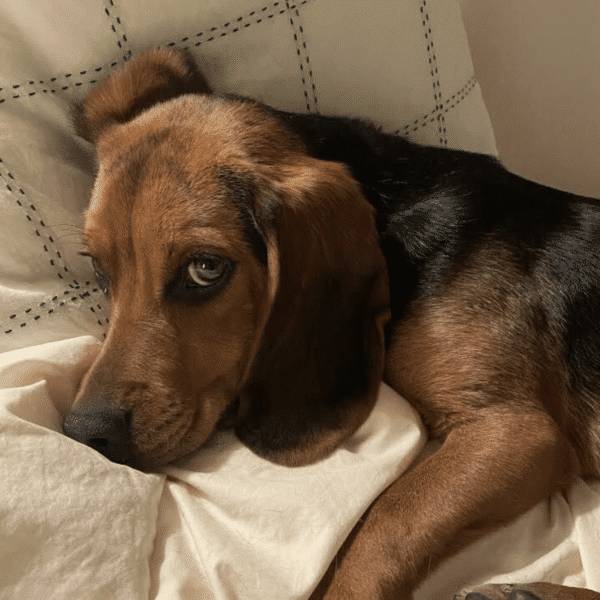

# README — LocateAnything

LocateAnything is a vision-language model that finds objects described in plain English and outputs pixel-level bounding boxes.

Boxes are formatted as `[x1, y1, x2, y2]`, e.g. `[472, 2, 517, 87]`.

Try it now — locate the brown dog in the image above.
[64, 48, 600, 600]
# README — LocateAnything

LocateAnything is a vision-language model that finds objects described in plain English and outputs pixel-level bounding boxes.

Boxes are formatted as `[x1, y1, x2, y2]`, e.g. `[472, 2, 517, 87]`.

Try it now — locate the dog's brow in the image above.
[162, 156, 197, 198]
[107, 130, 197, 203]
[165, 226, 235, 263]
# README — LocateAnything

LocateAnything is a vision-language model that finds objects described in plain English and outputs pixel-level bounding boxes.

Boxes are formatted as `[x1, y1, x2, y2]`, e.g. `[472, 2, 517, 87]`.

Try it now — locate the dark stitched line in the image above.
[286, 1, 318, 112]
[3, 284, 108, 334]
[102, 0, 133, 62]
[395, 76, 477, 135]
[0, 1, 309, 103]
[165, 0, 307, 48]
[0, 59, 120, 103]
[420, 1, 446, 146]
[0, 157, 91, 290]
[0, 157, 110, 329]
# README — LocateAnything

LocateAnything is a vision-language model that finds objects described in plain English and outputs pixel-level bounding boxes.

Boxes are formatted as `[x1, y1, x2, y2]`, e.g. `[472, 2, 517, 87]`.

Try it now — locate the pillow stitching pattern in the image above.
[0, 1, 307, 335]
[102, 0, 133, 63]
[396, 75, 477, 135]
[0, 3, 484, 334]
[421, 0, 447, 146]
[0, 160, 76, 284]
[163, 1, 306, 48]
[286, 1, 318, 112]
[4, 290, 108, 335]
[0, 157, 107, 333]
[0, 63, 120, 102]
[0, 1, 306, 101]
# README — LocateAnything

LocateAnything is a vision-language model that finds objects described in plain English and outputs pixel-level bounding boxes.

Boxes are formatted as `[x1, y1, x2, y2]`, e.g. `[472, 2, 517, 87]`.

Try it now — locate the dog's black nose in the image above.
[63, 408, 131, 465]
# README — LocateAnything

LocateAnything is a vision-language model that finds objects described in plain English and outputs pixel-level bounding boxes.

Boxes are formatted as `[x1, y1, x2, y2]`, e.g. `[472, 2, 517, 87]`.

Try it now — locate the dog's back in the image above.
[277, 107, 600, 478]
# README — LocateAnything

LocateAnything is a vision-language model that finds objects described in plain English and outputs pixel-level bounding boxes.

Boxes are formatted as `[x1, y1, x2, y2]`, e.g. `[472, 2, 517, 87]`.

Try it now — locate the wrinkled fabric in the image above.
[0, 337, 425, 600]
[0, 338, 164, 600]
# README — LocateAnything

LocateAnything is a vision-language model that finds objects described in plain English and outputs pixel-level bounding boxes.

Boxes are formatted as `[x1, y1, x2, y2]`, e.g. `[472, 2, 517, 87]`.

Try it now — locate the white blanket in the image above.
[1, 0, 599, 598]
[0, 336, 425, 599]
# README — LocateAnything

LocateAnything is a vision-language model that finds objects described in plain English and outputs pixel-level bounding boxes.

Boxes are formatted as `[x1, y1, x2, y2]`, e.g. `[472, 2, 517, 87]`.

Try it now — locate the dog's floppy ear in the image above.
[72, 48, 211, 143]
[236, 158, 391, 467]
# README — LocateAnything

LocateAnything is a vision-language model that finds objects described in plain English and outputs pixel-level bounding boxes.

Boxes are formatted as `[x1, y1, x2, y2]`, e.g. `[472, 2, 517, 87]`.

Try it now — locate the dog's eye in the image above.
[92, 258, 110, 294]
[186, 254, 230, 287]
[165, 253, 234, 304]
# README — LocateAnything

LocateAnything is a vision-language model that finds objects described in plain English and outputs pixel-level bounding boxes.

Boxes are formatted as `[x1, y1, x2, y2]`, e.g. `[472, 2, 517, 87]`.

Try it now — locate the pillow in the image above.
[0, 0, 497, 355]
[0, 1, 496, 599]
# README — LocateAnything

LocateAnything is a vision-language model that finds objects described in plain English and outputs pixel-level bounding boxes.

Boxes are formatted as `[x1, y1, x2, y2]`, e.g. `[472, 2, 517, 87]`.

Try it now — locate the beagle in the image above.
[64, 48, 600, 600]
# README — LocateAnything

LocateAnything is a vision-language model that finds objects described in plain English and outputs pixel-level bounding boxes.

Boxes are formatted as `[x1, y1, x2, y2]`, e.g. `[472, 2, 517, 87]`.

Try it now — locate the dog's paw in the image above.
[455, 582, 600, 600]
[454, 584, 541, 600]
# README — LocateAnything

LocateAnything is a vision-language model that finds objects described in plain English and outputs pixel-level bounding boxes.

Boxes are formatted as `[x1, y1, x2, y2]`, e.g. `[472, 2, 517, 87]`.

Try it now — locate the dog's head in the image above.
[65, 48, 390, 468]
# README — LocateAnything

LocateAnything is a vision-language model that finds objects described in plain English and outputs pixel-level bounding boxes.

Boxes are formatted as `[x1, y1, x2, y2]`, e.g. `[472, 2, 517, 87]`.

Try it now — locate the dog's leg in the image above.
[311, 410, 576, 600]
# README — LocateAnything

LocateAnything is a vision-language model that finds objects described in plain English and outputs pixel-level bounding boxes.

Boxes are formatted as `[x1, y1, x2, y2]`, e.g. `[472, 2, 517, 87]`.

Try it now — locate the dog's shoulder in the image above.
[276, 108, 600, 393]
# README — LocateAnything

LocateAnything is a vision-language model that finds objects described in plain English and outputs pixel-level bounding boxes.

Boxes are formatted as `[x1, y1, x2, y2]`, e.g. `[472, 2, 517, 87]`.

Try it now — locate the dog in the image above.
[63, 48, 600, 600]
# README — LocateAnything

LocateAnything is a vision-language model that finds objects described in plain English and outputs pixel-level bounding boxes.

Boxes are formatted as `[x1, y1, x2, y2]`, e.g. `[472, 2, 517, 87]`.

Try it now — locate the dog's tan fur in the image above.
[68, 49, 600, 600]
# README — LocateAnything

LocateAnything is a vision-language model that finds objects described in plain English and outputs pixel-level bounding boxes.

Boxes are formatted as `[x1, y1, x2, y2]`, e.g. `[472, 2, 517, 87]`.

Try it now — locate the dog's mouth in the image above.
[127, 396, 243, 471]
[66, 354, 246, 469]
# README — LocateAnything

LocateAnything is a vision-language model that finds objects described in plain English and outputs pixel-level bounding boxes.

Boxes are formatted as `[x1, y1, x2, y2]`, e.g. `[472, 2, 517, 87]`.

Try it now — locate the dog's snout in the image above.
[63, 407, 131, 465]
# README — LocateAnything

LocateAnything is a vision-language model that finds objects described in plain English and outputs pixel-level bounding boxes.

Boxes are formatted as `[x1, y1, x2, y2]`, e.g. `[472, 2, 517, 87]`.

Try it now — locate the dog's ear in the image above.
[72, 48, 211, 143]
[236, 158, 391, 467]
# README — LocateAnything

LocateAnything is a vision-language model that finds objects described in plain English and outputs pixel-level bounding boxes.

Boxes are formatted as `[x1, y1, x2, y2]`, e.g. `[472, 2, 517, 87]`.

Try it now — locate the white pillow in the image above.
[0, 0, 496, 354]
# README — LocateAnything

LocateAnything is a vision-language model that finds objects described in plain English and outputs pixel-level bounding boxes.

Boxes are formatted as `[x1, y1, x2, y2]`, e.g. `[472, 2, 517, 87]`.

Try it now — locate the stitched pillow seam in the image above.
[0, 0, 305, 101]
[420, 0, 447, 146]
